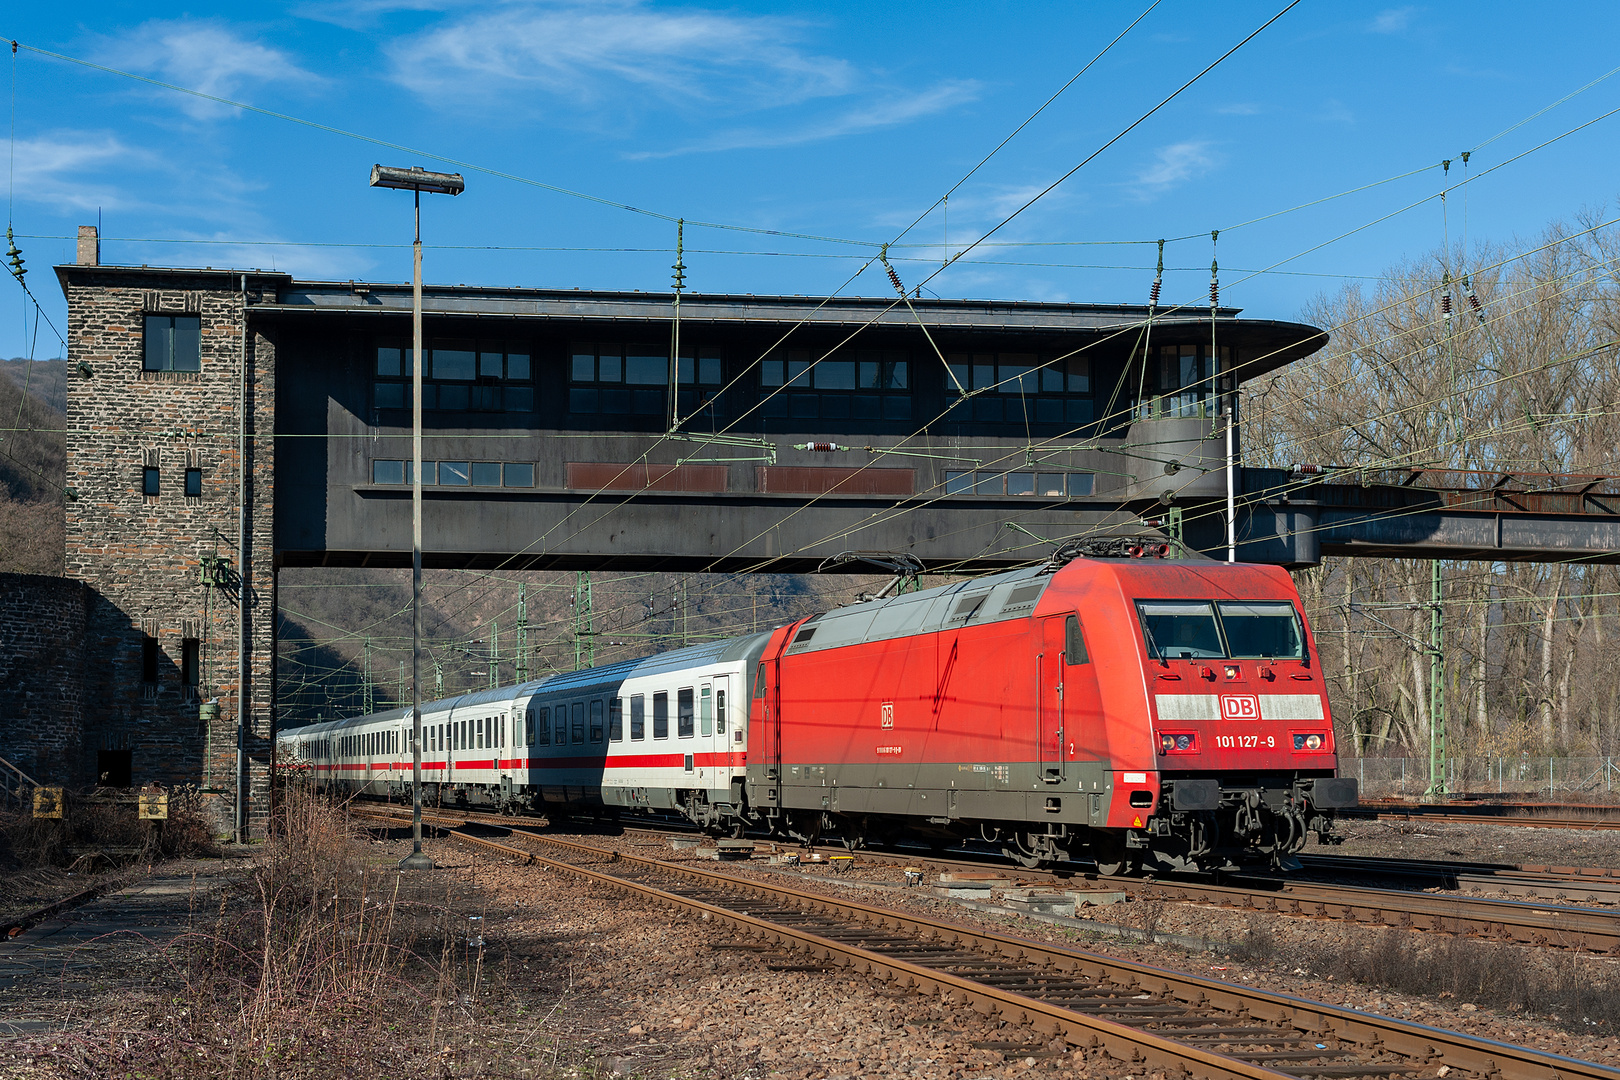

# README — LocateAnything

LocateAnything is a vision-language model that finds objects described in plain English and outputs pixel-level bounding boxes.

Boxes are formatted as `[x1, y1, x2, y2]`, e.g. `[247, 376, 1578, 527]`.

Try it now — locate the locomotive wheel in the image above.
[1090, 831, 1133, 877]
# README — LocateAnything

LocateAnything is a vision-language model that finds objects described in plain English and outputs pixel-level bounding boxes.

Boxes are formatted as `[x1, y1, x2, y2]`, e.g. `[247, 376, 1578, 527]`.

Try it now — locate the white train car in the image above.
[278, 634, 771, 829]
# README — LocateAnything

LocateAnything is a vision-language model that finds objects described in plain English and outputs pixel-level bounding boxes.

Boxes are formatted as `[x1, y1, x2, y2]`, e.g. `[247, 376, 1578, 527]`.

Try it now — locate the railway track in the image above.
[1346, 802, 1620, 832]
[1296, 854, 1620, 903]
[356, 803, 1620, 951]
[354, 805, 1620, 1080]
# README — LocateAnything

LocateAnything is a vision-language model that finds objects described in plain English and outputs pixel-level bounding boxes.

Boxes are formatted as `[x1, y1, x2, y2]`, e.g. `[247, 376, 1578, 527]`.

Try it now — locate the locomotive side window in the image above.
[678, 688, 695, 738]
[1064, 615, 1089, 665]
[571, 703, 585, 744]
[630, 695, 645, 740]
[589, 700, 604, 743]
[1218, 601, 1305, 658]
[755, 664, 767, 697]
[609, 699, 623, 742]
[653, 692, 670, 739]
[1137, 601, 1223, 659]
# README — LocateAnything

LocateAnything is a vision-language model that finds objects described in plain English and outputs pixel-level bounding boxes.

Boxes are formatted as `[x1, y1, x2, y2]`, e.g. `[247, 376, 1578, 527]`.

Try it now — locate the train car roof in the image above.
[278, 631, 774, 740]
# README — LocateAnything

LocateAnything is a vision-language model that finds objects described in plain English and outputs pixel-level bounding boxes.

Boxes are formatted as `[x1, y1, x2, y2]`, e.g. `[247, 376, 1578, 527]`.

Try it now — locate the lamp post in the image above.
[369, 164, 464, 871]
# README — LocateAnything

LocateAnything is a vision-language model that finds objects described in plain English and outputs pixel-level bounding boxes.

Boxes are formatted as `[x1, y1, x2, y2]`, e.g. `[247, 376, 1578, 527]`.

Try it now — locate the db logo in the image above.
[880, 702, 895, 729]
[1220, 694, 1260, 721]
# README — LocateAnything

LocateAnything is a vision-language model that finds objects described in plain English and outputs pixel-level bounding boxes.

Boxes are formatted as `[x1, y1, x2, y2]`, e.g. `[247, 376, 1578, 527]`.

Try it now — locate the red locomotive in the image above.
[282, 544, 1355, 874]
[747, 546, 1355, 873]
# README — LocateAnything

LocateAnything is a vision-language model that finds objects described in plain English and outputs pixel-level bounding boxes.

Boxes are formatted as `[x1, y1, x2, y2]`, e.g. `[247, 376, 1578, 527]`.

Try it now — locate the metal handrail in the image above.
[0, 753, 40, 811]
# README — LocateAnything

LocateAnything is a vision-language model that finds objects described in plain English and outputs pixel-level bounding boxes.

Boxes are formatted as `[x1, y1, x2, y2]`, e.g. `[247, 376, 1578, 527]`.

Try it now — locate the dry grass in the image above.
[1255, 922, 1620, 1034]
[21, 788, 598, 1079]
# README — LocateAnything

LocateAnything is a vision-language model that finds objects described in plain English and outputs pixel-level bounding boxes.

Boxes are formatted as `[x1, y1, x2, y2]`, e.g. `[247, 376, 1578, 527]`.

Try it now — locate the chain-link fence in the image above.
[1347, 756, 1620, 800]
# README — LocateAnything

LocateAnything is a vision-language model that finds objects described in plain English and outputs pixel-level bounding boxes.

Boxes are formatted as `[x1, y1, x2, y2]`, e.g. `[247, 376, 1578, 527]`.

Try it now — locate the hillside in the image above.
[0, 358, 66, 576]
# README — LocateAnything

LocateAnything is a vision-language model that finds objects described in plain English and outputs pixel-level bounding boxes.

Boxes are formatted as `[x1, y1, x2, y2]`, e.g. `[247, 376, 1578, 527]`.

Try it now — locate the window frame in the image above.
[143, 314, 202, 373]
[653, 692, 669, 740]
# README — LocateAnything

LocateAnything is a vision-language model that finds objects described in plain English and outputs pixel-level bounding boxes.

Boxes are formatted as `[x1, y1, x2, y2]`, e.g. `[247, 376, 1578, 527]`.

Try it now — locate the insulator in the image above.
[1149, 278, 1161, 306]
[885, 264, 904, 294]
[1289, 464, 1323, 475]
[1441, 293, 1452, 317]
[1209, 281, 1219, 306]
[801, 442, 843, 452]
[1468, 292, 1482, 312]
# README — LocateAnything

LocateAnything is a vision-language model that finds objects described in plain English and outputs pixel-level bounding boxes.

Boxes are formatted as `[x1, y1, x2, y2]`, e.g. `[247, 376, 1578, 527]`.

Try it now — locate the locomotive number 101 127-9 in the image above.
[1214, 733, 1276, 749]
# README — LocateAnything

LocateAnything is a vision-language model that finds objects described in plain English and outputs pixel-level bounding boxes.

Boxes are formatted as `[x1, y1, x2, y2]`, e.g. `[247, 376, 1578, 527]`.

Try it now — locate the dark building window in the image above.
[372, 459, 533, 487]
[184, 467, 202, 497]
[141, 635, 160, 683]
[945, 351, 1092, 426]
[761, 348, 911, 421]
[1145, 344, 1234, 419]
[569, 342, 722, 417]
[181, 638, 200, 687]
[373, 338, 532, 413]
[142, 467, 160, 496]
[144, 314, 202, 372]
[943, 471, 1095, 497]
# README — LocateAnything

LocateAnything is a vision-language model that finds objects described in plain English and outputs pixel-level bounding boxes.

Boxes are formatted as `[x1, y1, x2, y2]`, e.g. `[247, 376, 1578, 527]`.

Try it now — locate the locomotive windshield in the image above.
[1218, 601, 1304, 658]
[1137, 599, 1304, 660]
[1137, 601, 1223, 658]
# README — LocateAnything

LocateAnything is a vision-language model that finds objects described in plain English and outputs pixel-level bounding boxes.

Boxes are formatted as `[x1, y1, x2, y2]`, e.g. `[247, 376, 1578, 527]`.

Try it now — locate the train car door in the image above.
[700, 676, 732, 792]
[1038, 617, 1067, 782]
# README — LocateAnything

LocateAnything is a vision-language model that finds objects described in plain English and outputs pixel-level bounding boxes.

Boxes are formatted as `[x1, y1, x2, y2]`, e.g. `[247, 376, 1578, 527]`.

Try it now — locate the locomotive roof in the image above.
[279, 632, 772, 740]
[786, 562, 1052, 656]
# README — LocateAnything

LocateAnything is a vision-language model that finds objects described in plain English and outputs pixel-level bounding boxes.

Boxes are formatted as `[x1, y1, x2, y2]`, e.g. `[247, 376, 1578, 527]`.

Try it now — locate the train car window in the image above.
[1065, 615, 1089, 665]
[571, 702, 585, 744]
[609, 699, 623, 742]
[700, 686, 713, 736]
[589, 700, 604, 742]
[461, 719, 469, 750]
[1218, 601, 1305, 658]
[555, 707, 568, 746]
[476, 719, 484, 750]
[1136, 601, 1224, 659]
[631, 695, 645, 740]
[524, 709, 535, 745]
[653, 692, 669, 739]
[716, 689, 727, 734]
[536, 707, 549, 745]
[678, 688, 695, 738]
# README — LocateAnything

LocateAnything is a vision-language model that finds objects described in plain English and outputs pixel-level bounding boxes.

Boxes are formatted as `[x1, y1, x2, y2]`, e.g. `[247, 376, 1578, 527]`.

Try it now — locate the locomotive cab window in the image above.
[1137, 601, 1223, 659]
[1218, 602, 1305, 659]
[1064, 615, 1089, 665]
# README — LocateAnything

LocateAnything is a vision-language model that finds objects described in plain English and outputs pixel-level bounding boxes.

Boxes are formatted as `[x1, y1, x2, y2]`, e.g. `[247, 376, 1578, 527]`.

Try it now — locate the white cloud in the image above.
[386, 1, 854, 109]
[98, 19, 322, 119]
[1134, 140, 1218, 194]
[293, 0, 457, 31]
[1371, 7, 1418, 33]
[10, 133, 145, 212]
[630, 80, 980, 158]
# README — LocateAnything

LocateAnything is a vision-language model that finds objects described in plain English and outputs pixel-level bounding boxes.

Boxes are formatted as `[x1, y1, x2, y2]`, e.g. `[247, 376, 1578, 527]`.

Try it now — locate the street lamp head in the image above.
[369, 164, 465, 196]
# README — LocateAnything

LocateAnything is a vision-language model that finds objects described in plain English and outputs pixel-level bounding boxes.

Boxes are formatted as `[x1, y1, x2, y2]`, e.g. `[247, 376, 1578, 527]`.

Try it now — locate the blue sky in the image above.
[4, 2, 1620, 360]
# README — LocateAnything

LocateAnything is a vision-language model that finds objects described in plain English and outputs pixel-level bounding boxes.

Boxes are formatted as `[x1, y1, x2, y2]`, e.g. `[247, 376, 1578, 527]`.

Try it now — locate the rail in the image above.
[0, 754, 39, 812]
[354, 807, 1620, 1080]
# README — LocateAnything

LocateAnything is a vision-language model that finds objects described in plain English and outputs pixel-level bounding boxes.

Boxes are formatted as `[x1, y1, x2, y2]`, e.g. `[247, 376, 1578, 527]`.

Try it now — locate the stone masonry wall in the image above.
[0, 573, 90, 783]
[62, 269, 278, 833]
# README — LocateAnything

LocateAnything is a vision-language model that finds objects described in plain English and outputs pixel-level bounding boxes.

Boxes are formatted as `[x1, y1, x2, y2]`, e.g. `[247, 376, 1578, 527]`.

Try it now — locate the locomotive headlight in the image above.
[1159, 732, 1196, 754]
[1294, 733, 1325, 750]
